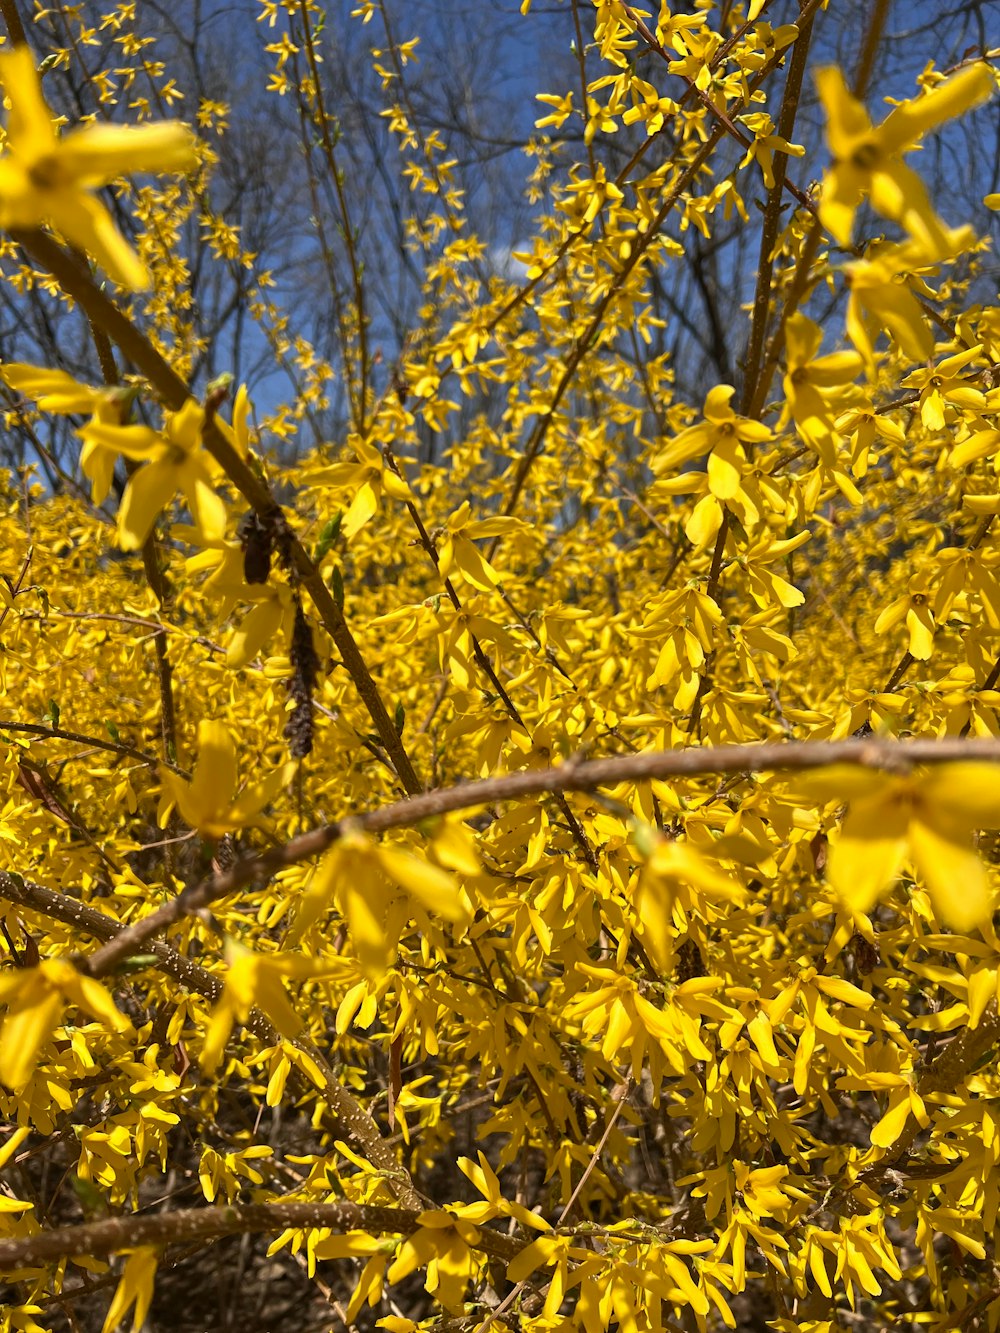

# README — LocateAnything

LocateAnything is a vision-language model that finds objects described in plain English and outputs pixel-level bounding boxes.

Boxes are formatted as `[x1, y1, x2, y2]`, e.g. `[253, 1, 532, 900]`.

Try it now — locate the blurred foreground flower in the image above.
[80, 399, 226, 550]
[817, 62, 993, 254]
[0, 958, 132, 1088]
[0, 46, 198, 289]
[798, 762, 1000, 929]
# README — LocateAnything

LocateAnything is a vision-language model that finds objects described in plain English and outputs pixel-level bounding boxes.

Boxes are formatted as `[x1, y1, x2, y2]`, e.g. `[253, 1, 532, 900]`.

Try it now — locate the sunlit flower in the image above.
[843, 230, 975, 371]
[309, 437, 412, 540]
[0, 46, 198, 289]
[288, 827, 471, 973]
[0, 361, 133, 502]
[738, 112, 804, 189]
[799, 762, 1000, 928]
[0, 958, 131, 1089]
[80, 398, 226, 549]
[874, 575, 935, 660]
[200, 943, 317, 1071]
[654, 385, 772, 501]
[902, 344, 987, 430]
[781, 313, 862, 465]
[817, 62, 993, 254]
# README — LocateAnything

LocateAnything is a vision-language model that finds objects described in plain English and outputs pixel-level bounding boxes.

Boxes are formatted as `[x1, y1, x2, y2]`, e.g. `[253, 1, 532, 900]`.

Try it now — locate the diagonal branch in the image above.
[9, 229, 421, 798]
[0, 871, 422, 1207]
[78, 733, 1000, 978]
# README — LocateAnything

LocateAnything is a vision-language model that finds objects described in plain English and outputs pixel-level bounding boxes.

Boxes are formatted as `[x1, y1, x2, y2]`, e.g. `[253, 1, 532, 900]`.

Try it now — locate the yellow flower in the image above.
[901, 344, 987, 430]
[738, 111, 804, 189]
[0, 958, 132, 1089]
[436, 502, 524, 592]
[80, 398, 226, 550]
[101, 1248, 158, 1333]
[0, 361, 131, 502]
[0, 46, 198, 289]
[873, 577, 936, 660]
[781, 313, 862, 465]
[309, 437, 412, 540]
[159, 719, 296, 837]
[200, 943, 320, 1071]
[843, 230, 976, 371]
[817, 62, 993, 254]
[632, 828, 742, 972]
[654, 384, 772, 500]
[800, 761, 1000, 929]
[288, 827, 471, 973]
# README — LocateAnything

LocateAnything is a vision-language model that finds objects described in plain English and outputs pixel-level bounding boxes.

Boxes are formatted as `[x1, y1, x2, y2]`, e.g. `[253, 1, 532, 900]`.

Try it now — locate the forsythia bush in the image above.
[0, 1, 999, 1330]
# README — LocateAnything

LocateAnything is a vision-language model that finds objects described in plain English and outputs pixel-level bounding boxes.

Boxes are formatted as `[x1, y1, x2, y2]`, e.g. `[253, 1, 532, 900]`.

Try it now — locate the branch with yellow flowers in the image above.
[11, 228, 421, 797]
[0, 871, 423, 1207]
[0, 32, 418, 792]
[0, 1199, 519, 1269]
[74, 733, 1000, 980]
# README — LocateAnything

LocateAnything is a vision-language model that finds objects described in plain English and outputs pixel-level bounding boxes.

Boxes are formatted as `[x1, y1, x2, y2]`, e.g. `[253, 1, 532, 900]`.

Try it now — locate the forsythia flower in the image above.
[817, 62, 993, 254]
[80, 398, 226, 550]
[653, 384, 772, 500]
[799, 762, 1000, 929]
[309, 437, 412, 540]
[200, 943, 322, 1071]
[0, 46, 199, 289]
[159, 719, 296, 837]
[874, 576, 936, 660]
[842, 230, 976, 370]
[781, 313, 863, 464]
[288, 827, 471, 973]
[0, 958, 132, 1088]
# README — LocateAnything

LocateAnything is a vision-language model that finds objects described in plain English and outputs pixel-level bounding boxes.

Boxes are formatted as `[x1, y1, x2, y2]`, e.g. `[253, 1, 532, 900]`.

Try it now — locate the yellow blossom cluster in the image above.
[0, 4, 998, 1332]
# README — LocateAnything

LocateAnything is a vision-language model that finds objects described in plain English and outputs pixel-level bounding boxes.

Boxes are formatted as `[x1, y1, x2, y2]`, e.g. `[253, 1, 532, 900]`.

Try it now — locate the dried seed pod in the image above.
[849, 932, 881, 976]
[284, 600, 321, 758]
[238, 510, 272, 585]
[677, 938, 706, 982]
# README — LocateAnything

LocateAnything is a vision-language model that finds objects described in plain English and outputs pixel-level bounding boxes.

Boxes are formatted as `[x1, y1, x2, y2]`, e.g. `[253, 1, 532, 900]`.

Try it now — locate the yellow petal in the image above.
[827, 796, 910, 913]
[881, 63, 994, 152]
[870, 1088, 912, 1148]
[909, 817, 993, 930]
[746, 1011, 781, 1068]
[376, 845, 470, 923]
[920, 763, 1000, 827]
[0, 984, 63, 1088]
[62, 120, 198, 179]
[118, 458, 175, 549]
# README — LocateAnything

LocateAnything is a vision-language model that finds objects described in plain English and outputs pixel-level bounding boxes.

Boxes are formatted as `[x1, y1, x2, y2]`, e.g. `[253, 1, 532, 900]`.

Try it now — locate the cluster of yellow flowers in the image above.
[0, 4, 998, 1331]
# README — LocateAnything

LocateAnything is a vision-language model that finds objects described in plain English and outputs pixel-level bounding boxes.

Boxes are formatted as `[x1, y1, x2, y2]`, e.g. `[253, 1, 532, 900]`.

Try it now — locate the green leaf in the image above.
[314, 513, 343, 562]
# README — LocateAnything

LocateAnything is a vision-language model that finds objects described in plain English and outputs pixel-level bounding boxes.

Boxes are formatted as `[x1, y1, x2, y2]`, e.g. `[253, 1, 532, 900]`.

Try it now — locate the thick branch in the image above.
[0, 1200, 519, 1269]
[78, 734, 1000, 977]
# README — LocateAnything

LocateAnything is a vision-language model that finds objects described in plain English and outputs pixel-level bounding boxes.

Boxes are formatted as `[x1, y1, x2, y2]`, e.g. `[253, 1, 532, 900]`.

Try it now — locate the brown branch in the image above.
[0, 1199, 521, 1269]
[9, 229, 421, 798]
[0, 872, 421, 1205]
[741, 0, 817, 419]
[0, 0, 27, 47]
[0, 719, 187, 774]
[77, 733, 1000, 979]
